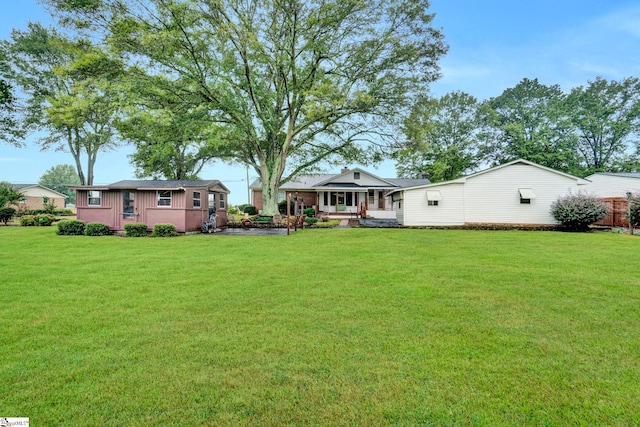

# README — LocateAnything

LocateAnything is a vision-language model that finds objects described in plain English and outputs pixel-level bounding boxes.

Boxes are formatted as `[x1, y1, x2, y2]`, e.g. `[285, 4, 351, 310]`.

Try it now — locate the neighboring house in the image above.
[388, 159, 590, 227]
[11, 184, 67, 210]
[584, 172, 640, 227]
[250, 168, 431, 218]
[72, 180, 230, 233]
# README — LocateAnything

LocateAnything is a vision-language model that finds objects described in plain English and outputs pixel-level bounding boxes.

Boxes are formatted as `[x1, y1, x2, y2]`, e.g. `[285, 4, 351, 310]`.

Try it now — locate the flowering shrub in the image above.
[550, 192, 607, 231]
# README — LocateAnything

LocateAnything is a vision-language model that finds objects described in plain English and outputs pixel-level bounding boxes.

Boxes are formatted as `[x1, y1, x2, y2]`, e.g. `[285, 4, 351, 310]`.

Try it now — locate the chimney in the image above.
[341, 167, 350, 174]
[420, 172, 430, 180]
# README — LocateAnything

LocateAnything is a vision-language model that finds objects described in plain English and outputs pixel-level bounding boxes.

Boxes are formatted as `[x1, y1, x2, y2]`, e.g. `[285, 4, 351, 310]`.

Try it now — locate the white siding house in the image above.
[389, 159, 590, 226]
[584, 173, 640, 198]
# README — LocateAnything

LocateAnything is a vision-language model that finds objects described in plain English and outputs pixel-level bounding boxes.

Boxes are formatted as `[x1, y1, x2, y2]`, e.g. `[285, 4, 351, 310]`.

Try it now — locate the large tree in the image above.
[567, 76, 640, 174]
[480, 78, 580, 174]
[115, 74, 230, 180]
[47, 0, 447, 214]
[0, 43, 24, 146]
[395, 91, 484, 182]
[6, 23, 122, 185]
[39, 164, 81, 204]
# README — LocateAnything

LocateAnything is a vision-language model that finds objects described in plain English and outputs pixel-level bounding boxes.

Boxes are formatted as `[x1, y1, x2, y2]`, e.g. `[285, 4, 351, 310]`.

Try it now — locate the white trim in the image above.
[518, 188, 536, 199]
[426, 190, 442, 201]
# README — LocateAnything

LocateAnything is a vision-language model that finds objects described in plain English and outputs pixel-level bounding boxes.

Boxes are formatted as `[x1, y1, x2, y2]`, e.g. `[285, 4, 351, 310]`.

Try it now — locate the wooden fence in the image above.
[594, 197, 629, 227]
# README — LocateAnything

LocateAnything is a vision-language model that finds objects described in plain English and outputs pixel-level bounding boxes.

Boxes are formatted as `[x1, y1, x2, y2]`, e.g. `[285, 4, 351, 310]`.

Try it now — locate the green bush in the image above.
[35, 214, 55, 226]
[57, 220, 86, 235]
[0, 207, 16, 225]
[152, 223, 178, 237]
[237, 204, 258, 215]
[124, 223, 149, 237]
[20, 215, 36, 226]
[629, 193, 640, 228]
[243, 205, 258, 215]
[228, 205, 238, 215]
[313, 219, 341, 228]
[550, 192, 608, 231]
[278, 200, 294, 215]
[85, 222, 112, 236]
[304, 207, 316, 217]
[305, 217, 319, 225]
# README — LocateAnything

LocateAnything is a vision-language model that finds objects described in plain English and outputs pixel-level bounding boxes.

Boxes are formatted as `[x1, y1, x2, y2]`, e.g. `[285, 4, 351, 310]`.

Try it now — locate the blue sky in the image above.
[1, 0, 639, 204]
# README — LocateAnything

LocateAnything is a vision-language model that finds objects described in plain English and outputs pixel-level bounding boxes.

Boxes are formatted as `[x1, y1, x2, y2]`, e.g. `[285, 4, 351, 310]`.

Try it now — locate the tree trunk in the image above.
[260, 161, 284, 216]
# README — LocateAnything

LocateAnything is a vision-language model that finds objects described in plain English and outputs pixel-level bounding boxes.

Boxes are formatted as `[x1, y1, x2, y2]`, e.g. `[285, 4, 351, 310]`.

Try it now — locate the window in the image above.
[193, 191, 201, 208]
[378, 191, 384, 209]
[324, 192, 328, 206]
[519, 188, 536, 204]
[157, 190, 172, 207]
[354, 172, 360, 180]
[219, 193, 226, 209]
[368, 190, 375, 204]
[88, 190, 101, 206]
[346, 192, 353, 206]
[123, 191, 135, 217]
[427, 190, 441, 206]
[277, 191, 286, 202]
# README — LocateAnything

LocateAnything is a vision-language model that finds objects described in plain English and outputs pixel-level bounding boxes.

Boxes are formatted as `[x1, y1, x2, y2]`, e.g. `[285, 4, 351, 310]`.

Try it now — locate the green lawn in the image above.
[1, 226, 639, 425]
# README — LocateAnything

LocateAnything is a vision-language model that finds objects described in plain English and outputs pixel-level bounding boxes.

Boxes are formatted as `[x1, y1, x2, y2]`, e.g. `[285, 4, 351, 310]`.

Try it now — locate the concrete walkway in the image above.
[337, 219, 350, 228]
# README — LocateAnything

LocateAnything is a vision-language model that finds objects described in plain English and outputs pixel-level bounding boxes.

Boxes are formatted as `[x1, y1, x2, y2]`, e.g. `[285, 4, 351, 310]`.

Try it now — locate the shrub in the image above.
[305, 217, 319, 225]
[57, 219, 86, 235]
[629, 193, 640, 228]
[0, 207, 16, 225]
[243, 205, 258, 215]
[34, 214, 55, 226]
[20, 215, 35, 226]
[313, 219, 341, 228]
[152, 223, 178, 237]
[304, 207, 316, 217]
[278, 200, 294, 215]
[85, 222, 112, 236]
[124, 223, 149, 237]
[550, 192, 607, 231]
[227, 205, 238, 215]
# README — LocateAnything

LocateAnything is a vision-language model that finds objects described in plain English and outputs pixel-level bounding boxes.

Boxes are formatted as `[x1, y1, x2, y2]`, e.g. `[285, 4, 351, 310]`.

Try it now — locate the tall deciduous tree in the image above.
[47, 0, 447, 214]
[0, 43, 24, 146]
[395, 91, 484, 182]
[480, 78, 580, 174]
[7, 23, 122, 185]
[567, 76, 640, 174]
[39, 164, 80, 204]
[116, 74, 230, 180]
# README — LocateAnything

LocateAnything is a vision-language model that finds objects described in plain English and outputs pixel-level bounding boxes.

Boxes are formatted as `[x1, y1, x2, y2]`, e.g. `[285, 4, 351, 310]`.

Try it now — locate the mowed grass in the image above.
[1, 227, 639, 426]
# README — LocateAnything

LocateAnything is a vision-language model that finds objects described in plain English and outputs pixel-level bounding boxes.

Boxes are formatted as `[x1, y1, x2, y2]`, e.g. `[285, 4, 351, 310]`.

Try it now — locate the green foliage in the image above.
[124, 223, 149, 237]
[550, 192, 608, 231]
[56, 219, 86, 235]
[305, 217, 319, 225]
[0, 206, 16, 224]
[480, 78, 580, 174]
[567, 76, 640, 174]
[6, 23, 123, 185]
[241, 205, 258, 216]
[0, 181, 23, 208]
[304, 207, 316, 217]
[20, 215, 35, 226]
[227, 206, 238, 215]
[47, 0, 447, 215]
[396, 92, 485, 181]
[278, 200, 294, 215]
[313, 219, 341, 228]
[152, 223, 178, 237]
[34, 213, 55, 226]
[38, 164, 80, 204]
[84, 222, 112, 236]
[629, 193, 640, 228]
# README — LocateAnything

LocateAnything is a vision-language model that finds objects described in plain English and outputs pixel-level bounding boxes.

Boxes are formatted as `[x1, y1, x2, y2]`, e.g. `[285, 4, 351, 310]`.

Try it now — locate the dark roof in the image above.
[595, 172, 640, 179]
[250, 174, 431, 190]
[11, 184, 36, 189]
[72, 179, 230, 193]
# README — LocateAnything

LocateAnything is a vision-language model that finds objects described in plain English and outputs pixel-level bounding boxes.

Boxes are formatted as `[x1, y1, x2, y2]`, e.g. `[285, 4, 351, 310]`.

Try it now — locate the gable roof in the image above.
[387, 159, 590, 196]
[249, 168, 430, 190]
[72, 180, 230, 193]
[10, 183, 68, 198]
[588, 172, 640, 179]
